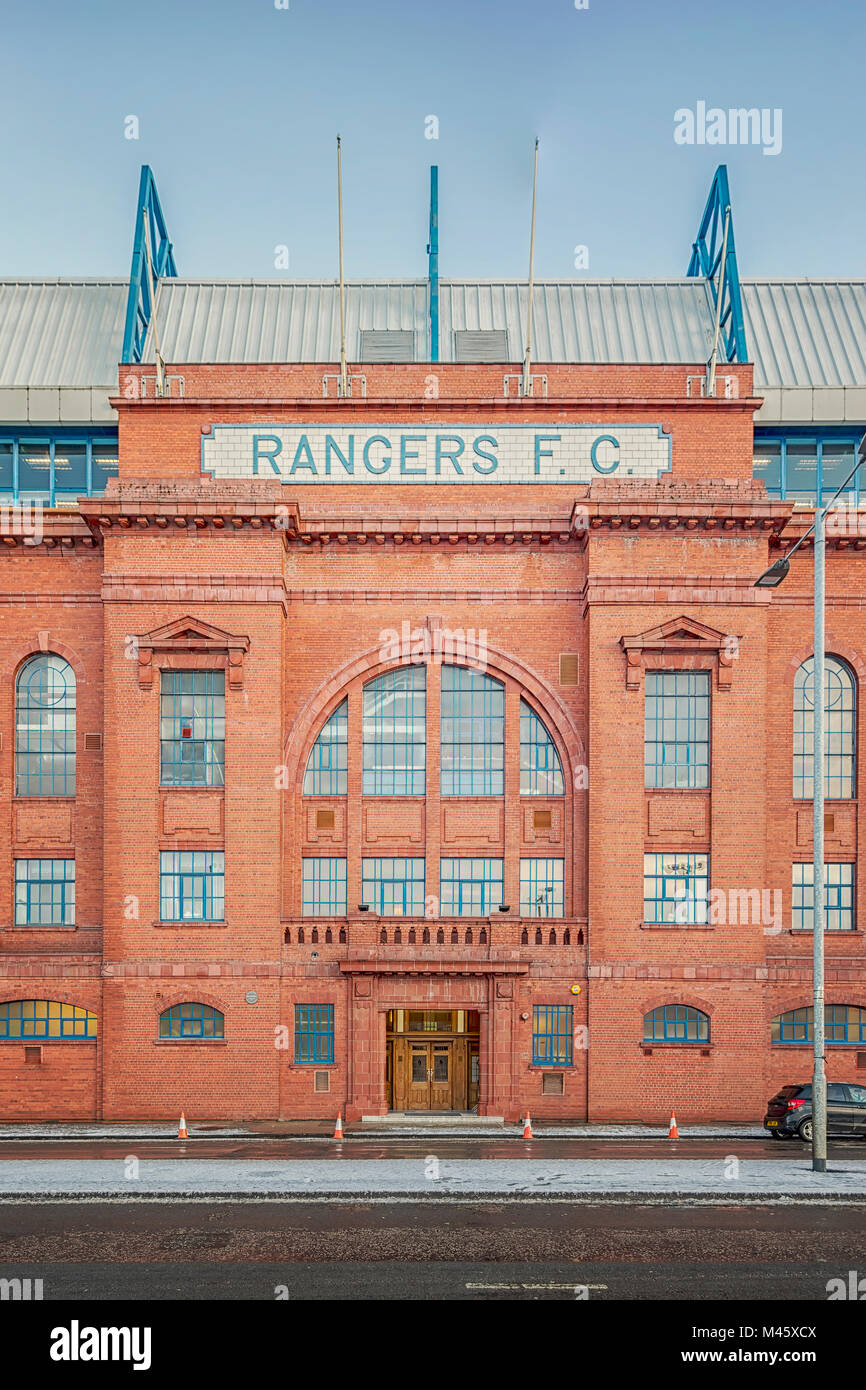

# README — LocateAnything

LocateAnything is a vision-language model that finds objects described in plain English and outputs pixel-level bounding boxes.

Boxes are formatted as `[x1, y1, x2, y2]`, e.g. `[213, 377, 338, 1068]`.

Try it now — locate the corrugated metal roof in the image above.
[4, 276, 866, 392]
[143, 277, 718, 367]
[741, 280, 866, 388]
[0, 279, 128, 387]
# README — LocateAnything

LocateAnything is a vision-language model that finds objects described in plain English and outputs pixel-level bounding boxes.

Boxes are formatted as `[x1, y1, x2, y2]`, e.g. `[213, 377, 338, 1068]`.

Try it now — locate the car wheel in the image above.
[798, 1119, 813, 1143]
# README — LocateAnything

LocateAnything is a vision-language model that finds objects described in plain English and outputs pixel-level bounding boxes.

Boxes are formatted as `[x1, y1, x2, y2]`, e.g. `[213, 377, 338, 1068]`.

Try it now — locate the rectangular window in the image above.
[14, 859, 75, 926]
[532, 1005, 573, 1066]
[752, 441, 782, 495]
[17, 442, 50, 499]
[792, 862, 855, 932]
[160, 670, 226, 787]
[520, 858, 565, 916]
[785, 441, 819, 500]
[91, 442, 119, 494]
[52, 443, 88, 496]
[644, 671, 710, 789]
[361, 858, 425, 916]
[362, 666, 426, 796]
[440, 858, 503, 915]
[643, 853, 709, 925]
[302, 858, 347, 916]
[295, 1004, 334, 1063]
[440, 666, 505, 796]
[0, 442, 13, 493]
[159, 851, 225, 922]
[820, 441, 857, 505]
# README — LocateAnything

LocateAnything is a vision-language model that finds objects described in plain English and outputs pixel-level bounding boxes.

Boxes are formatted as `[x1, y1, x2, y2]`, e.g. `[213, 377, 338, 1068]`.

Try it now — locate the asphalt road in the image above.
[1, 1200, 863, 1299]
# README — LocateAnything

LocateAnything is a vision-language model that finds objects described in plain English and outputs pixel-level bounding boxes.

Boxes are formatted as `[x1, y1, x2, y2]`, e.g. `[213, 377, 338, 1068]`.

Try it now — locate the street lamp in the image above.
[755, 433, 866, 1173]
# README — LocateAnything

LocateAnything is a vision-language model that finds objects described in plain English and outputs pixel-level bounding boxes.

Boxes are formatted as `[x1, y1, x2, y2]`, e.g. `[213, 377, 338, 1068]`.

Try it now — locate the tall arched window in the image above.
[303, 698, 348, 795]
[520, 700, 564, 795]
[0, 1000, 96, 1039]
[793, 656, 856, 799]
[643, 1004, 709, 1043]
[441, 665, 504, 796]
[362, 667, 426, 795]
[158, 1002, 225, 1039]
[15, 655, 76, 796]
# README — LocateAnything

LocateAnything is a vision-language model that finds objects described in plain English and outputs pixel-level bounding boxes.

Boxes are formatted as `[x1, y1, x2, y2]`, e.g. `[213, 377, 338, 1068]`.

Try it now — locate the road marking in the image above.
[465, 1282, 608, 1291]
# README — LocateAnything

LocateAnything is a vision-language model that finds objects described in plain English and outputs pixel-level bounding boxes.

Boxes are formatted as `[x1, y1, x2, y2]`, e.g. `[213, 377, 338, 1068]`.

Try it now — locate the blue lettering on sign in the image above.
[400, 434, 426, 475]
[435, 435, 465, 475]
[472, 435, 498, 474]
[290, 435, 317, 474]
[325, 435, 354, 475]
[590, 434, 620, 473]
[364, 435, 391, 474]
[534, 434, 561, 475]
[252, 435, 283, 475]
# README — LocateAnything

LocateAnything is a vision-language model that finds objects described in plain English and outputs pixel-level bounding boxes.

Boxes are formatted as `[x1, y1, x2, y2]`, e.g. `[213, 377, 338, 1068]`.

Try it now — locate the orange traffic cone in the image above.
[523, 1112, 533, 1139]
[668, 1113, 680, 1139]
[334, 1112, 344, 1140]
[178, 1112, 188, 1140]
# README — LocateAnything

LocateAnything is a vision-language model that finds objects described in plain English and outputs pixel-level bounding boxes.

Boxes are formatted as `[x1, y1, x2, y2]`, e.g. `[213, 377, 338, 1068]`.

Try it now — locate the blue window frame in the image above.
[295, 1004, 335, 1063]
[772, 1005, 866, 1045]
[15, 654, 76, 797]
[520, 858, 565, 917]
[643, 1004, 709, 1043]
[160, 670, 226, 787]
[520, 701, 564, 796]
[753, 434, 861, 505]
[793, 656, 856, 800]
[532, 1005, 573, 1065]
[14, 859, 75, 926]
[302, 858, 347, 916]
[643, 853, 709, 925]
[159, 851, 225, 922]
[644, 671, 710, 789]
[0, 1000, 96, 1040]
[0, 431, 119, 504]
[441, 665, 505, 796]
[363, 667, 426, 796]
[158, 1002, 225, 1039]
[792, 862, 855, 932]
[440, 858, 503, 916]
[304, 699, 348, 795]
[362, 858, 425, 916]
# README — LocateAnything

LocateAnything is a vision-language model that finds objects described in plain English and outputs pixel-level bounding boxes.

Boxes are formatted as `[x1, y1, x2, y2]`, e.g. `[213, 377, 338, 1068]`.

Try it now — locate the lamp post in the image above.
[755, 434, 866, 1173]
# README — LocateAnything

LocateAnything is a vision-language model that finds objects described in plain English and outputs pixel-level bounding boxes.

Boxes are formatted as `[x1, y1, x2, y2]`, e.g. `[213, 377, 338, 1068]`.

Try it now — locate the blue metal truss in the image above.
[687, 164, 747, 365]
[121, 166, 177, 364]
[427, 165, 439, 363]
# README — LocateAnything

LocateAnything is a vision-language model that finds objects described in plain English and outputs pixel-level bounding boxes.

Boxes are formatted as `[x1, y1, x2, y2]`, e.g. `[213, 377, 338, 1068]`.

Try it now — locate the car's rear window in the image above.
[773, 1085, 809, 1099]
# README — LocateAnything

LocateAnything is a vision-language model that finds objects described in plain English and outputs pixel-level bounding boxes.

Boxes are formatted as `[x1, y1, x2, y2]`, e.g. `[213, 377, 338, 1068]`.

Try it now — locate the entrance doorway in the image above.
[386, 1010, 480, 1112]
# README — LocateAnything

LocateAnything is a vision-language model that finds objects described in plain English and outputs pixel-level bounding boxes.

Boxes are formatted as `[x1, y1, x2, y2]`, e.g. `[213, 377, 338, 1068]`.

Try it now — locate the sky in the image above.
[0, 0, 863, 281]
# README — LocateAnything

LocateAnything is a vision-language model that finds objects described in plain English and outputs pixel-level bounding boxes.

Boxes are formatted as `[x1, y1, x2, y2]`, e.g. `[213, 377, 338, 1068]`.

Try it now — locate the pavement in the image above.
[1, 1154, 865, 1201]
[0, 1120, 768, 1140]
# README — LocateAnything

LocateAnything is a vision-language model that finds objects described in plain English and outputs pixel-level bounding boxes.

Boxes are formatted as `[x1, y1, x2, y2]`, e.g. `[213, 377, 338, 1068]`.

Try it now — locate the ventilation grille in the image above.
[541, 1072, 564, 1096]
[316, 808, 335, 830]
[559, 654, 579, 686]
[314, 1070, 330, 1093]
[453, 329, 509, 363]
[24, 1046, 42, 1065]
[85, 733, 102, 751]
[358, 330, 415, 363]
[533, 808, 552, 830]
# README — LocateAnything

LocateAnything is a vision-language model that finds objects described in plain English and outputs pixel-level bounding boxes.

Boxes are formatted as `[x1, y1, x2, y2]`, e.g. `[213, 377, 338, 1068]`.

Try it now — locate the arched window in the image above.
[15, 655, 76, 796]
[643, 1004, 709, 1043]
[441, 665, 504, 796]
[363, 667, 426, 795]
[0, 1000, 96, 1039]
[304, 698, 348, 795]
[520, 700, 564, 795]
[793, 656, 856, 799]
[158, 1003, 225, 1039]
[772, 1004, 866, 1045]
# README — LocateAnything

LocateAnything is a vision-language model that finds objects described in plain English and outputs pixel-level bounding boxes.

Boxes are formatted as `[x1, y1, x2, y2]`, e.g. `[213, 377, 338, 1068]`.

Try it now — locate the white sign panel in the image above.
[201, 423, 672, 484]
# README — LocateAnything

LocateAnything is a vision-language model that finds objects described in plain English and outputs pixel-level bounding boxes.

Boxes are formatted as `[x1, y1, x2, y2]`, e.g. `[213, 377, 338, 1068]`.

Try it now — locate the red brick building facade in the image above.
[2, 341, 863, 1124]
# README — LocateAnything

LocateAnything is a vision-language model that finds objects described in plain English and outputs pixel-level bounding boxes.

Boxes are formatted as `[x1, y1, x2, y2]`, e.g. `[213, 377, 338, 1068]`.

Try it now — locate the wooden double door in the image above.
[391, 1037, 476, 1111]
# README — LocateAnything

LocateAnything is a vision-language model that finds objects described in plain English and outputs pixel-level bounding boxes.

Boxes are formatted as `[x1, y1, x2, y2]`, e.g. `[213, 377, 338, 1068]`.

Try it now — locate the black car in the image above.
[764, 1082, 866, 1141]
